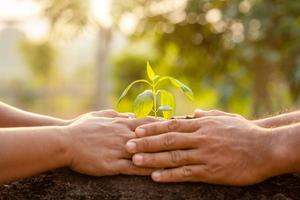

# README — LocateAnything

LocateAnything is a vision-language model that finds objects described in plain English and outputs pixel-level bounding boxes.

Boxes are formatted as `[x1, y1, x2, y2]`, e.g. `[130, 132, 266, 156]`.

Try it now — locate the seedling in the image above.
[118, 62, 194, 119]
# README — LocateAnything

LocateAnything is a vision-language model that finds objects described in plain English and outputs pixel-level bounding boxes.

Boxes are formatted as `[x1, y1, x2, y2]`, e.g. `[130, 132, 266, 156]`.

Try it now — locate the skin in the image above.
[126, 109, 300, 186]
[194, 109, 300, 128]
[0, 101, 130, 127]
[0, 101, 154, 184]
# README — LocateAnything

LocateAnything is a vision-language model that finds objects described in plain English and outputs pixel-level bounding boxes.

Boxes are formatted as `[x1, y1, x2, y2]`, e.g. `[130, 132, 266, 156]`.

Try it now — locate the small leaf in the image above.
[158, 105, 173, 111]
[118, 80, 151, 104]
[147, 61, 155, 81]
[133, 90, 154, 118]
[153, 75, 160, 83]
[166, 77, 194, 100]
[159, 90, 175, 119]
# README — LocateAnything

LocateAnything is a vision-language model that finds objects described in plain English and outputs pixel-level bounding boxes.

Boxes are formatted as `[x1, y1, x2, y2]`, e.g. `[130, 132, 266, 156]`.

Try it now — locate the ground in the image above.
[0, 168, 299, 200]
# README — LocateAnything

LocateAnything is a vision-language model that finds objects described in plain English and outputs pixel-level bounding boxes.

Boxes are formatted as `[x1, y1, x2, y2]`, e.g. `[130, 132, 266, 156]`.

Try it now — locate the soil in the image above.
[0, 168, 300, 200]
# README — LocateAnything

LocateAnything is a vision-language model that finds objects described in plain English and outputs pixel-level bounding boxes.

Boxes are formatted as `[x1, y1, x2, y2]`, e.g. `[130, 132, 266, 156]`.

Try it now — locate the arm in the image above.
[0, 117, 155, 184]
[0, 101, 130, 128]
[0, 101, 67, 127]
[0, 126, 69, 183]
[253, 110, 300, 128]
[194, 109, 300, 128]
[269, 122, 300, 174]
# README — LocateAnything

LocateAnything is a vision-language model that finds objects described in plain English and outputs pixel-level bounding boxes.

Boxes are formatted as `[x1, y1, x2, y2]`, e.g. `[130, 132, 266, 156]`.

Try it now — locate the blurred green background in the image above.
[1, 0, 300, 119]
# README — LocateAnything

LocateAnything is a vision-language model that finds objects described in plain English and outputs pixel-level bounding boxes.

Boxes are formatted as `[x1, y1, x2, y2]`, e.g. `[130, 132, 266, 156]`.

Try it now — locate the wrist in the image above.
[266, 127, 296, 176]
[54, 119, 71, 126]
[56, 126, 73, 168]
[252, 119, 268, 128]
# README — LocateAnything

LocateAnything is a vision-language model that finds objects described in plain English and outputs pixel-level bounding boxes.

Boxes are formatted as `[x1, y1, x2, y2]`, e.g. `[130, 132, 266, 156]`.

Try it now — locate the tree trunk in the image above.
[0, 168, 299, 200]
[93, 26, 112, 110]
[251, 58, 273, 118]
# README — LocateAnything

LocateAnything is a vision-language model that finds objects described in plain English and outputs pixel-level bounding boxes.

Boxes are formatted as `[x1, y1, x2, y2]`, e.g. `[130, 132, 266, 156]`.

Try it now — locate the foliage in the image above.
[118, 62, 194, 118]
[112, 0, 300, 117]
[36, 0, 91, 39]
[20, 39, 57, 84]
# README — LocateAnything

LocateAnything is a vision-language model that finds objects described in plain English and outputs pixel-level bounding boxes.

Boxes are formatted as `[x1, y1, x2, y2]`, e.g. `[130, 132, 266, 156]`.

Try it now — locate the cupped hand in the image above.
[63, 116, 156, 177]
[126, 116, 279, 186]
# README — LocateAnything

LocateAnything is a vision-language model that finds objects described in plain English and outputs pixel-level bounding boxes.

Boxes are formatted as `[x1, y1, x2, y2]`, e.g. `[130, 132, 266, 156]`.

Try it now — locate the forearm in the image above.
[270, 122, 300, 176]
[0, 101, 68, 127]
[254, 111, 300, 128]
[0, 126, 70, 183]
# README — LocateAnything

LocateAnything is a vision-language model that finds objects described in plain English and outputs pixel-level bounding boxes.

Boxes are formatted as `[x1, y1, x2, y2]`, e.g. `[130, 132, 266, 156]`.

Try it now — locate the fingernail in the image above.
[135, 128, 146, 136]
[152, 171, 161, 181]
[133, 154, 143, 165]
[127, 113, 135, 118]
[126, 141, 137, 153]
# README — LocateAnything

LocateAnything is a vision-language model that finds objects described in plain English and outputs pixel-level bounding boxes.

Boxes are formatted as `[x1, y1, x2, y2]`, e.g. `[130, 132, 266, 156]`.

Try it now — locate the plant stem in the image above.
[152, 85, 157, 118]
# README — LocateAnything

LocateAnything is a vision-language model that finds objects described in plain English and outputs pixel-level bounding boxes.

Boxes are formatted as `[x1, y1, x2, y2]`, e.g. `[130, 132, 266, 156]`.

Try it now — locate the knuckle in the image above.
[140, 138, 151, 150]
[103, 109, 118, 116]
[143, 116, 157, 123]
[169, 150, 182, 165]
[182, 167, 193, 178]
[210, 109, 221, 115]
[202, 117, 217, 125]
[113, 118, 126, 125]
[90, 111, 98, 116]
[168, 119, 180, 131]
[163, 134, 176, 148]
[128, 161, 136, 170]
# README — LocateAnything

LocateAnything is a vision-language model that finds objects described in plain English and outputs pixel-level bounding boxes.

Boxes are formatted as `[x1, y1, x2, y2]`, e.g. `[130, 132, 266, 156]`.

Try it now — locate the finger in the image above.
[135, 118, 202, 137]
[132, 149, 201, 168]
[116, 160, 155, 176]
[126, 132, 197, 153]
[151, 165, 207, 182]
[121, 112, 135, 118]
[193, 109, 236, 118]
[93, 109, 119, 118]
[123, 117, 161, 131]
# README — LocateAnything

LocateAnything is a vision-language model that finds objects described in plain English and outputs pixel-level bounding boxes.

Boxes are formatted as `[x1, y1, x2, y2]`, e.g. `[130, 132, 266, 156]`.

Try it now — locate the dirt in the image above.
[0, 168, 300, 200]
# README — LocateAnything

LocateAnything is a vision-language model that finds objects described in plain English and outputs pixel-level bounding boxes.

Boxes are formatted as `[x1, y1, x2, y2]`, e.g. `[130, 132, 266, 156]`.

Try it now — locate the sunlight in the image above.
[0, 0, 40, 20]
[0, 0, 114, 40]
[0, 0, 48, 41]
[119, 12, 138, 35]
[90, 0, 112, 28]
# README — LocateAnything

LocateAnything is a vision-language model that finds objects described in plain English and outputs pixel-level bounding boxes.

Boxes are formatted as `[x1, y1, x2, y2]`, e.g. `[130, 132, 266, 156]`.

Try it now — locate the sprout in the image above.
[118, 62, 194, 119]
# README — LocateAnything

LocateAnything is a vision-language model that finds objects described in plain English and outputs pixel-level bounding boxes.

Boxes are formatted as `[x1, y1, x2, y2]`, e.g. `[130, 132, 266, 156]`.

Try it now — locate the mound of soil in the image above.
[0, 168, 299, 200]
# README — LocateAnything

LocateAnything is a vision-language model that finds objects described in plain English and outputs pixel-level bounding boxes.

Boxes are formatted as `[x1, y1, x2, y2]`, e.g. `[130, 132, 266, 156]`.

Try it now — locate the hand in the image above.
[193, 109, 265, 128]
[63, 116, 156, 176]
[66, 109, 133, 125]
[126, 116, 279, 186]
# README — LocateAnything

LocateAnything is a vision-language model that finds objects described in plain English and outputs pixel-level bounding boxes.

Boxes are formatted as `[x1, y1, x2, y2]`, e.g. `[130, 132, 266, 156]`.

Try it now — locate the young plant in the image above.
[118, 62, 194, 119]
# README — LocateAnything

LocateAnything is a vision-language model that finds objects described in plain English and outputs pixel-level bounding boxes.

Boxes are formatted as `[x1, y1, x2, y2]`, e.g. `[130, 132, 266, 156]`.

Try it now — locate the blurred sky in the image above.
[0, 0, 112, 40]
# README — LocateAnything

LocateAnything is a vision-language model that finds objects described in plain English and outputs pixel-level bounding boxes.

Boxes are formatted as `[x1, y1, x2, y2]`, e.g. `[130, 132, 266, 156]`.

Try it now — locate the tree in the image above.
[111, 0, 300, 117]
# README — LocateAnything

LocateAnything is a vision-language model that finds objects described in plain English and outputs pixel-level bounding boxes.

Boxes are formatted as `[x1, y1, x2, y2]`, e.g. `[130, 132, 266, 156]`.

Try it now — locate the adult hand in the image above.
[126, 116, 280, 185]
[66, 109, 133, 125]
[193, 109, 246, 119]
[193, 109, 267, 128]
[63, 116, 156, 176]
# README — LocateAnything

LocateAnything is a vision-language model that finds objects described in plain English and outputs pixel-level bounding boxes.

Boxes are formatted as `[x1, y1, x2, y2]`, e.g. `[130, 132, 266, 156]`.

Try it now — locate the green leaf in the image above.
[159, 89, 175, 119]
[153, 75, 160, 83]
[118, 80, 151, 104]
[158, 76, 194, 101]
[133, 90, 154, 118]
[147, 61, 155, 81]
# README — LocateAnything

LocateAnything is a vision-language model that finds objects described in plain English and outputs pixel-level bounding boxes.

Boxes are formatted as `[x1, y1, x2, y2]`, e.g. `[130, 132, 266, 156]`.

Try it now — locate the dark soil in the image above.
[1, 169, 300, 200]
